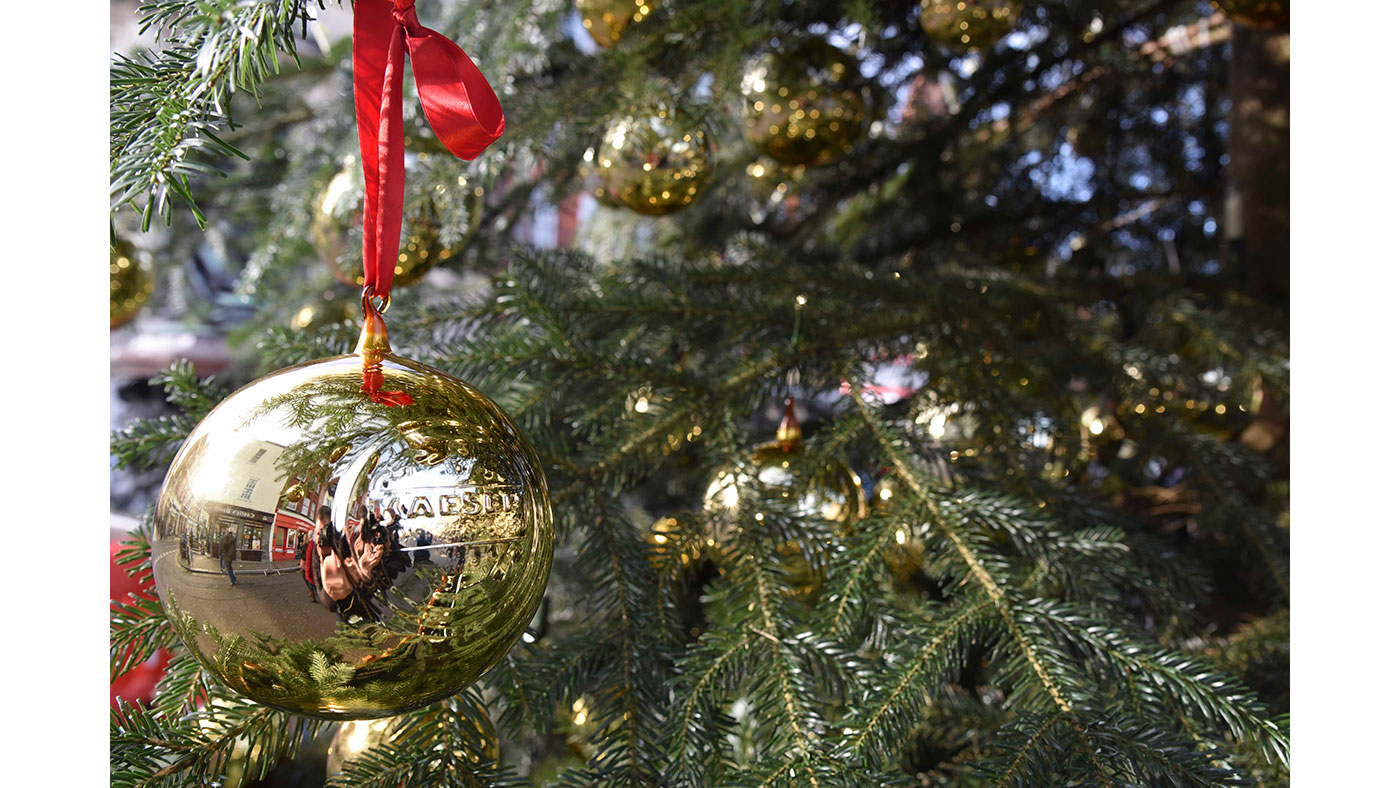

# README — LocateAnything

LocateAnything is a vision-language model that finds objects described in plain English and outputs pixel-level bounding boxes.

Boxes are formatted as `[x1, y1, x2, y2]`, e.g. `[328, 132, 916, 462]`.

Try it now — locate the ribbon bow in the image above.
[353, 0, 504, 300]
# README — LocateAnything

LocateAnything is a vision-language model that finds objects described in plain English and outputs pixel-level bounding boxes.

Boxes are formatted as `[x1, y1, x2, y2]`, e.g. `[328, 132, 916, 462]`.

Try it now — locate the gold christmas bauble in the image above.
[742, 38, 872, 167]
[290, 290, 358, 332]
[702, 399, 866, 597]
[919, 1, 1021, 50]
[151, 316, 553, 720]
[577, 0, 650, 49]
[580, 146, 624, 208]
[326, 700, 499, 777]
[596, 106, 712, 216]
[872, 476, 925, 578]
[110, 236, 154, 329]
[312, 162, 459, 288]
[1213, 0, 1288, 29]
[744, 157, 816, 232]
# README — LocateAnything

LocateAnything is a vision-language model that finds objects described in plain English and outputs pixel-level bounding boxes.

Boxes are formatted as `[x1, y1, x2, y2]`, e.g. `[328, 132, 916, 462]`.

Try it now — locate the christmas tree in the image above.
[109, 1, 1290, 785]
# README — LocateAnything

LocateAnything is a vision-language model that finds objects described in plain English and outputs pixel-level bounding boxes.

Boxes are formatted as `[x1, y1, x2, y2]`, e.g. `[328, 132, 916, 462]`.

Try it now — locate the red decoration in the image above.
[110, 537, 169, 708]
[351, 0, 503, 403]
[352, 0, 504, 299]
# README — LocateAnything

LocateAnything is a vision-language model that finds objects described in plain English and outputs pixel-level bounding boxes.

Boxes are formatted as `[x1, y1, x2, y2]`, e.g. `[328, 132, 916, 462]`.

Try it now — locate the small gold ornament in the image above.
[290, 290, 358, 332]
[744, 157, 816, 232]
[872, 475, 925, 578]
[327, 700, 499, 778]
[580, 145, 623, 208]
[742, 38, 872, 167]
[919, 1, 1021, 50]
[576, 0, 650, 48]
[648, 514, 703, 566]
[110, 236, 154, 329]
[312, 160, 460, 288]
[151, 307, 553, 719]
[1213, 0, 1288, 29]
[596, 105, 712, 216]
[702, 397, 866, 597]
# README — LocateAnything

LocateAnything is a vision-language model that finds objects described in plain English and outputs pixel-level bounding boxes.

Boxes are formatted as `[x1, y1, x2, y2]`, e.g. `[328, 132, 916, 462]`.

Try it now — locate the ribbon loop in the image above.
[353, 0, 503, 300]
[391, 0, 421, 32]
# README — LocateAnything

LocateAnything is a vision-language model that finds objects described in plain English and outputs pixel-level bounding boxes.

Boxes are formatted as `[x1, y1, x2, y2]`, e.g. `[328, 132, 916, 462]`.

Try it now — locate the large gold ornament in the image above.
[596, 106, 712, 215]
[151, 309, 553, 720]
[110, 236, 154, 329]
[312, 161, 460, 288]
[702, 398, 866, 597]
[919, 1, 1021, 50]
[577, 0, 651, 48]
[326, 700, 499, 778]
[1213, 0, 1288, 29]
[742, 38, 872, 167]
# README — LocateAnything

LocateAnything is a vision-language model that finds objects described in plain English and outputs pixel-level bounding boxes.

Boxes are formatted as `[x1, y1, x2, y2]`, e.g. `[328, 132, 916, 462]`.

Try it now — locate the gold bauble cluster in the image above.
[596, 106, 712, 215]
[110, 236, 154, 329]
[702, 399, 866, 598]
[577, 0, 652, 49]
[919, 1, 1021, 50]
[1213, 0, 1288, 28]
[312, 161, 461, 288]
[741, 38, 872, 167]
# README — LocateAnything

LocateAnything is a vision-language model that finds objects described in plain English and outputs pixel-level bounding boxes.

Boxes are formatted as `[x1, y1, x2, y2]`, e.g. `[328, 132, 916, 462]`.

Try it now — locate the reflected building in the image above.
[158, 436, 317, 566]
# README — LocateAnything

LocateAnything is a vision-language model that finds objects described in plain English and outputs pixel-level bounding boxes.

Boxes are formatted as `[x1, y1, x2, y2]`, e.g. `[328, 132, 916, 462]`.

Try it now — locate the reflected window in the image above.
[240, 528, 262, 553]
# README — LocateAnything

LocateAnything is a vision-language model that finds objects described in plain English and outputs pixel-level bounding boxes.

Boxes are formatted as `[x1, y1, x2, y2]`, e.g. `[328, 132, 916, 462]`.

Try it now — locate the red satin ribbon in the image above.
[353, 0, 504, 300]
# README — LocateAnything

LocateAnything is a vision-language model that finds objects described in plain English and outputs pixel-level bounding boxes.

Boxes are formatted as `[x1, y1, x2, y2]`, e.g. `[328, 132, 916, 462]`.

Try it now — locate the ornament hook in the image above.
[362, 286, 392, 316]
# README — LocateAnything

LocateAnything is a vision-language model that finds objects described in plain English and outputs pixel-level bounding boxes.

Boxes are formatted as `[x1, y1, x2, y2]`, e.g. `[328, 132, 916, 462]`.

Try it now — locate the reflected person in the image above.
[218, 529, 237, 586]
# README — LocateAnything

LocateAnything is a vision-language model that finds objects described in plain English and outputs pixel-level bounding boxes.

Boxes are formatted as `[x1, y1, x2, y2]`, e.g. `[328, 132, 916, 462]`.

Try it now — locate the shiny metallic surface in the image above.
[919, 1, 1021, 50]
[111, 236, 154, 330]
[741, 38, 871, 167]
[596, 106, 712, 216]
[151, 334, 553, 719]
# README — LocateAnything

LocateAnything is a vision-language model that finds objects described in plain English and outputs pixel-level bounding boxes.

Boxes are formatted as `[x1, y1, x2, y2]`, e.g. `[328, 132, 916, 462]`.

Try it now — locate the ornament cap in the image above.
[776, 395, 803, 448]
[356, 290, 393, 357]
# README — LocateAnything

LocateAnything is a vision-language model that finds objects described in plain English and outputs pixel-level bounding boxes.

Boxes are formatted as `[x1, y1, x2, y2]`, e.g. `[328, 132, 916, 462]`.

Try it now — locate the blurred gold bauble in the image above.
[648, 514, 704, 566]
[326, 701, 499, 777]
[1213, 0, 1288, 28]
[744, 157, 816, 232]
[290, 290, 358, 332]
[919, 1, 1021, 50]
[742, 38, 872, 167]
[596, 106, 712, 215]
[577, 0, 650, 49]
[702, 398, 866, 597]
[312, 162, 460, 288]
[151, 316, 553, 719]
[110, 236, 154, 329]
[872, 476, 925, 578]
[580, 145, 624, 208]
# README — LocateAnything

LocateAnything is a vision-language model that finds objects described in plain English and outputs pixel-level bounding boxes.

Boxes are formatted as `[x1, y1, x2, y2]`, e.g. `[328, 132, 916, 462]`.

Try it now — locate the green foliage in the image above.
[110, 0, 316, 227]
[111, 361, 228, 470]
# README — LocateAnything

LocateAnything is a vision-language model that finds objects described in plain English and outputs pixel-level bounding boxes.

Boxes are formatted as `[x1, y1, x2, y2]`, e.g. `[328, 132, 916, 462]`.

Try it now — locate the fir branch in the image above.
[110, 0, 315, 225]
